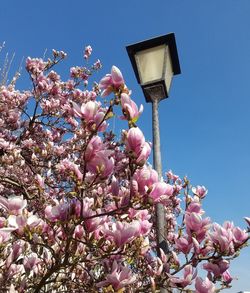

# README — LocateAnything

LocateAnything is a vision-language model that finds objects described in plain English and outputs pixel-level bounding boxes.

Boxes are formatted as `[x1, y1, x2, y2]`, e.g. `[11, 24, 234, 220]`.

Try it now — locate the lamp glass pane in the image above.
[135, 45, 165, 84]
[164, 46, 174, 94]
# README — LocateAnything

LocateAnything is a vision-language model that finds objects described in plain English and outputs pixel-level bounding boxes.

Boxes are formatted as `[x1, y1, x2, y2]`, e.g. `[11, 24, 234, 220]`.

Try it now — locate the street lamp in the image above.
[126, 33, 181, 261]
[126, 33, 181, 102]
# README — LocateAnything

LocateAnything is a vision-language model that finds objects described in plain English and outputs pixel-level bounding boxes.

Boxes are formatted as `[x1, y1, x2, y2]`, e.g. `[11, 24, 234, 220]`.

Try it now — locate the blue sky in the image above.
[1, 0, 250, 290]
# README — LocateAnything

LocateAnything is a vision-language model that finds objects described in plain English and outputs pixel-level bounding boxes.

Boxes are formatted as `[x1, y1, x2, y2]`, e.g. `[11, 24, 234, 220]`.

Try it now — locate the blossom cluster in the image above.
[0, 47, 249, 293]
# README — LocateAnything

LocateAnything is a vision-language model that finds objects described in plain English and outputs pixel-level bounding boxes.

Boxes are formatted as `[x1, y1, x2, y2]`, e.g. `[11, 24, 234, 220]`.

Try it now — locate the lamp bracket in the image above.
[143, 83, 167, 103]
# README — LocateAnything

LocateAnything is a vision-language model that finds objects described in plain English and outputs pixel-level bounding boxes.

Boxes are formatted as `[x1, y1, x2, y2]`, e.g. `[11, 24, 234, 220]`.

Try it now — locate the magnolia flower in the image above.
[222, 270, 233, 284]
[149, 182, 174, 203]
[209, 222, 248, 254]
[45, 202, 70, 222]
[203, 259, 229, 278]
[7, 264, 25, 279]
[23, 253, 40, 272]
[175, 236, 192, 254]
[126, 127, 151, 164]
[166, 170, 180, 182]
[84, 45, 92, 59]
[72, 100, 98, 120]
[126, 127, 145, 153]
[87, 150, 114, 179]
[170, 265, 197, 288]
[121, 93, 143, 122]
[192, 185, 208, 199]
[1, 213, 41, 237]
[85, 136, 104, 161]
[96, 261, 136, 290]
[0, 195, 27, 215]
[133, 165, 158, 193]
[195, 277, 215, 293]
[71, 100, 107, 131]
[185, 212, 210, 242]
[26, 57, 46, 75]
[0, 231, 11, 243]
[56, 159, 83, 181]
[102, 221, 140, 247]
[99, 66, 124, 97]
[5, 242, 23, 267]
[232, 226, 248, 245]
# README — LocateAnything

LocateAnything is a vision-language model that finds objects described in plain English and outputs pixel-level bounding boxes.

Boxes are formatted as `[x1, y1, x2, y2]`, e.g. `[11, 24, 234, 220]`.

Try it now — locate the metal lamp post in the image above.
[126, 33, 181, 289]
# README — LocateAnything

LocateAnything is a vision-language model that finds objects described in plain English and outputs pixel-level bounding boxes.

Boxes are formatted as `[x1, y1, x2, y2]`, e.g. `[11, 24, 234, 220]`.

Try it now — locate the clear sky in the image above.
[0, 0, 250, 291]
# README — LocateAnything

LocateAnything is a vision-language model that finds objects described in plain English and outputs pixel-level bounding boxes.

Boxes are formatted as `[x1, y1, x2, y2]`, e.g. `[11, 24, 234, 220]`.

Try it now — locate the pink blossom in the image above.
[121, 93, 143, 122]
[209, 222, 247, 254]
[126, 127, 145, 153]
[48, 70, 60, 82]
[7, 264, 25, 279]
[98, 75, 113, 97]
[195, 277, 215, 293]
[74, 225, 85, 239]
[80, 197, 106, 232]
[72, 100, 98, 121]
[126, 127, 151, 164]
[23, 253, 40, 272]
[5, 242, 23, 267]
[85, 135, 104, 161]
[110, 176, 119, 196]
[111, 66, 124, 87]
[6, 214, 42, 234]
[0, 231, 11, 243]
[99, 66, 124, 96]
[136, 141, 151, 165]
[26, 57, 46, 75]
[87, 150, 114, 178]
[186, 202, 203, 214]
[149, 182, 174, 202]
[232, 226, 248, 246]
[166, 170, 180, 182]
[133, 166, 158, 193]
[103, 221, 140, 247]
[175, 236, 192, 254]
[93, 59, 102, 70]
[0, 217, 6, 228]
[185, 212, 210, 242]
[209, 224, 234, 254]
[96, 261, 136, 290]
[0, 195, 27, 215]
[35, 174, 45, 189]
[36, 73, 50, 92]
[203, 259, 229, 278]
[192, 185, 208, 199]
[45, 202, 70, 222]
[128, 208, 151, 221]
[71, 100, 107, 131]
[138, 219, 152, 235]
[56, 159, 83, 181]
[84, 45, 92, 59]
[84, 211, 106, 233]
[170, 265, 197, 288]
[221, 270, 233, 284]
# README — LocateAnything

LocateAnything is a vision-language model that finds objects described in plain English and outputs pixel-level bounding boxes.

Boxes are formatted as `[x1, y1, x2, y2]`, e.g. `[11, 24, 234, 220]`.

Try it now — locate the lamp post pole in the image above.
[152, 97, 167, 254]
[126, 33, 181, 293]
[151, 95, 168, 293]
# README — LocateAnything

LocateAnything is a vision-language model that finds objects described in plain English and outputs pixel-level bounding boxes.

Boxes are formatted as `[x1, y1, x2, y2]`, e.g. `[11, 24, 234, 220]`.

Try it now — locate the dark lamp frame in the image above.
[126, 33, 181, 102]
